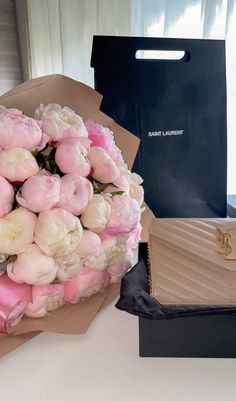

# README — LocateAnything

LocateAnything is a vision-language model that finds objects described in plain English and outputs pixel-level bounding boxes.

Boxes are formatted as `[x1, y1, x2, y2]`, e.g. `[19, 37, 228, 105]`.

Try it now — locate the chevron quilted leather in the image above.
[150, 218, 236, 305]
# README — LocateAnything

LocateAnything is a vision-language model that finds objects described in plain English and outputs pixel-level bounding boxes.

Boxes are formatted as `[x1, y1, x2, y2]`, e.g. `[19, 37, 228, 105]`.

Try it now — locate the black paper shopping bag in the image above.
[91, 36, 227, 217]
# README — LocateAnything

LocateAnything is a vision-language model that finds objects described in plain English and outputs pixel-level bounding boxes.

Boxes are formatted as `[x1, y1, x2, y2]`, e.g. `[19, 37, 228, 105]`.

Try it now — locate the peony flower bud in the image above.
[112, 174, 130, 192]
[87, 146, 119, 183]
[0, 207, 37, 255]
[7, 244, 58, 285]
[64, 268, 111, 304]
[107, 249, 134, 283]
[78, 249, 107, 271]
[0, 147, 39, 183]
[127, 223, 142, 249]
[103, 174, 130, 196]
[0, 176, 14, 217]
[56, 252, 81, 281]
[57, 174, 93, 216]
[85, 120, 122, 163]
[75, 230, 106, 272]
[0, 106, 48, 151]
[16, 170, 61, 213]
[108, 166, 144, 206]
[129, 173, 144, 206]
[76, 230, 101, 257]
[80, 194, 111, 233]
[34, 208, 83, 257]
[101, 234, 127, 266]
[55, 137, 91, 176]
[25, 283, 64, 318]
[35, 103, 88, 141]
[99, 234, 134, 282]
[106, 194, 141, 234]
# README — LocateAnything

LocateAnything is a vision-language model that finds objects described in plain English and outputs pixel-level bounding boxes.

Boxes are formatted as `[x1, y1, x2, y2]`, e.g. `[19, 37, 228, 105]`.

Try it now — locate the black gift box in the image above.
[139, 314, 236, 358]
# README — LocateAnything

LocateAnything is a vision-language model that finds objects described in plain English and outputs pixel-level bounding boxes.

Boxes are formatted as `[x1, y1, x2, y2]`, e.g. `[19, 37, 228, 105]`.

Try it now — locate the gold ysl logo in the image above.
[216, 227, 236, 260]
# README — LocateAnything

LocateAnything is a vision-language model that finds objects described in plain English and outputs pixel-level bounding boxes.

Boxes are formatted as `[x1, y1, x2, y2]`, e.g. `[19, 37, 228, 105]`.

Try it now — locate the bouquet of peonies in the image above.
[0, 103, 143, 333]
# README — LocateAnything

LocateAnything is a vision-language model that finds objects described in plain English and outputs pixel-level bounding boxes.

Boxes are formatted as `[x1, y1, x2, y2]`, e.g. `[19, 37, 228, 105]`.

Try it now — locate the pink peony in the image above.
[107, 249, 134, 283]
[85, 120, 122, 163]
[7, 244, 58, 285]
[80, 194, 111, 233]
[0, 106, 48, 151]
[106, 194, 141, 234]
[76, 230, 101, 257]
[111, 164, 144, 206]
[16, 170, 61, 213]
[57, 174, 93, 215]
[64, 268, 111, 304]
[112, 175, 130, 192]
[0, 147, 39, 183]
[0, 207, 37, 255]
[0, 176, 14, 217]
[103, 174, 130, 196]
[129, 173, 144, 206]
[25, 283, 64, 318]
[127, 223, 142, 249]
[55, 137, 91, 176]
[34, 208, 83, 257]
[35, 103, 88, 141]
[87, 146, 119, 183]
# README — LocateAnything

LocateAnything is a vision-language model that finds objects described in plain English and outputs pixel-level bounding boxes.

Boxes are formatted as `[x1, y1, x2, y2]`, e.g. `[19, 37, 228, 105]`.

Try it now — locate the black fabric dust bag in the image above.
[115, 243, 236, 319]
[91, 36, 227, 218]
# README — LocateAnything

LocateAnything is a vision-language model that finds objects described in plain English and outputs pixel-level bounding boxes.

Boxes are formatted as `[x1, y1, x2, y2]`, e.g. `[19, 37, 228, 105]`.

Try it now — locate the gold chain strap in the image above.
[147, 241, 152, 295]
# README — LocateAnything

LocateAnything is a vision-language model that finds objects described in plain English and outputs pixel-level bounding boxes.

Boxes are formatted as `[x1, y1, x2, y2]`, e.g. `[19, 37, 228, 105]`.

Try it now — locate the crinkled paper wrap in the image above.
[0, 74, 154, 356]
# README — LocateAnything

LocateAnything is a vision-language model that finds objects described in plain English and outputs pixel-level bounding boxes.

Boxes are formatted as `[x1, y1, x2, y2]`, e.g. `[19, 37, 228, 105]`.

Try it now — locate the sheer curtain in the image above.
[0, 0, 22, 94]
[23, 0, 236, 193]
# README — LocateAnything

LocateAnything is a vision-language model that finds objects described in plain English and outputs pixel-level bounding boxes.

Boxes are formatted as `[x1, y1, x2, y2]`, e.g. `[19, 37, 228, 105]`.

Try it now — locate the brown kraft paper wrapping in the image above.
[0, 74, 153, 356]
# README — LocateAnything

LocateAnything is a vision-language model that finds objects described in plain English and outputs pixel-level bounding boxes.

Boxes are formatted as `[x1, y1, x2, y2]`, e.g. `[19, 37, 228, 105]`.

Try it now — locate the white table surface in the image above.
[1, 300, 236, 401]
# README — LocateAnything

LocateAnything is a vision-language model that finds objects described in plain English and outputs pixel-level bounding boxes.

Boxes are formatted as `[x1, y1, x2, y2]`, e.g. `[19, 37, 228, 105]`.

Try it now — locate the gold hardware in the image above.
[216, 226, 236, 260]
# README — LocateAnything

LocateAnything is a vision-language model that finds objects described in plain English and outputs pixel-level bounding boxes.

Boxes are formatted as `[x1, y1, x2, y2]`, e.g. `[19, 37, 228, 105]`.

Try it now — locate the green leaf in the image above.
[92, 180, 99, 190]
[94, 187, 104, 194]
[92, 179, 122, 195]
[50, 277, 62, 285]
[109, 183, 119, 188]
[31, 150, 38, 157]
[111, 191, 125, 196]
[44, 160, 51, 171]
[6, 255, 17, 264]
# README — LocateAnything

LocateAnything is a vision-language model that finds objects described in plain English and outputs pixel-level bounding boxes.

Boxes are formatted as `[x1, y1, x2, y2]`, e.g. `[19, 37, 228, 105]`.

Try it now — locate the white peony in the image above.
[7, 244, 58, 285]
[34, 208, 83, 257]
[80, 194, 111, 233]
[35, 103, 88, 141]
[0, 207, 37, 255]
[56, 252, 82, 281]
[0, 147, 39, 182]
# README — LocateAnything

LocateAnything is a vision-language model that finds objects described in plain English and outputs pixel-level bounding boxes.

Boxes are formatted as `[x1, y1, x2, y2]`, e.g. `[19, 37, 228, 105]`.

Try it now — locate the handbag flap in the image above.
[149, 218, 236, 273]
